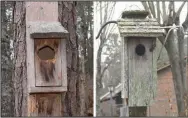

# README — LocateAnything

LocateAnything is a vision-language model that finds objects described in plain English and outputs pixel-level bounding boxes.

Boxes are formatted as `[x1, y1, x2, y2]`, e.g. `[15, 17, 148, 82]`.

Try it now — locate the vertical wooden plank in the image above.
[26, 3, 35, 104]
[35, 39, 62, 86]
[28, 94, 38, 116]
[28, 94, 62, 116]
[128, 37, 156, 106]
[152, 38, 157, 100]
[26, 2, 58, 22]
[61, 39, 67, 87]
[121, 37, 128, 99]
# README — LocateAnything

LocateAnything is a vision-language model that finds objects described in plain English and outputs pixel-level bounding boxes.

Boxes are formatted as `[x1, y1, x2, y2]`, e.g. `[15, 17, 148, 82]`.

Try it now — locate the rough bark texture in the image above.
[12, 1, 27, 116]
[58, 2, 82, 116]
[1, 1, 14, 116]
[162, 31, 185, 116]
[76, 2, 93, 116]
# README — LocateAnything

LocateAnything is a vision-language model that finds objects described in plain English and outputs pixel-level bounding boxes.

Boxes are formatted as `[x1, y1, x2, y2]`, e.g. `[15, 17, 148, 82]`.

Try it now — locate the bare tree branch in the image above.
[142, 1, 188, 116]
[141, 2, 152, 18]
[100, 52, 120, 80]
[156, 1, 161, 23]
[173, 2, 186, 24]
[148, 1, 156, 18]
[167, 1, 175, 25]
[162, 1, 168, 25]
[182, 12, 188, 31]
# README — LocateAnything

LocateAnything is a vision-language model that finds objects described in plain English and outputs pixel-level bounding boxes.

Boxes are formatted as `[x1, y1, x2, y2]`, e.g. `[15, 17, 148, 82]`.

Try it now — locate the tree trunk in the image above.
[76, 2, 93, 116]
[142, 1, 188, 116]
[1, 1, 14, 116]
[12, 1, 27, 116]
[58, 1, 85, 116]
[159, 29, 186, 116]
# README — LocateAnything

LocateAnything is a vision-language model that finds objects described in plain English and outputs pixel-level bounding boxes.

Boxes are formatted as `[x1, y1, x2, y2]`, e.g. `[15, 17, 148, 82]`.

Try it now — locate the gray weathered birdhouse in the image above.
[27, 21, 68, 93]
[118, 10, 165, 106]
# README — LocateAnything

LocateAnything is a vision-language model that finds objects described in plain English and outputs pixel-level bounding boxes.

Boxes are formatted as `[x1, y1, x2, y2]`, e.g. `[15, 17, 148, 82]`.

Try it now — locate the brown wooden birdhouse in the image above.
[117, 10, 165, 106]
[27, 21, 68, 93]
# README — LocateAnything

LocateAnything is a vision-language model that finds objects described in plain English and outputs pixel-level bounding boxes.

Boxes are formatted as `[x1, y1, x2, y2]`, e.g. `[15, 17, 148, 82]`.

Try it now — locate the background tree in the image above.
[141, 1, 188, 116]
[95, 2, 117, 116]
[76, 2, 93, 115]
[59, 1, 94, 116]
[1, 1, 14, 116]
[101, 33, 121, 88]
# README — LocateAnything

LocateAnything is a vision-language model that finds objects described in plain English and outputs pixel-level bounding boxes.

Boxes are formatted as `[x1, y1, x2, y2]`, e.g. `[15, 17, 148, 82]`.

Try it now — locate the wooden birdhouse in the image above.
[118, 10, 165, 106]
[25, 2, 69, 116]
[27, 21, 68, 93]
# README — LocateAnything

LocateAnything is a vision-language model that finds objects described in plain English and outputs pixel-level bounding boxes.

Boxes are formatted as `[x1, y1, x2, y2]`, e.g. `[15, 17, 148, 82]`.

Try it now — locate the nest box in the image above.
[26, 21, 68, 93]
[118, 10, 165, 106]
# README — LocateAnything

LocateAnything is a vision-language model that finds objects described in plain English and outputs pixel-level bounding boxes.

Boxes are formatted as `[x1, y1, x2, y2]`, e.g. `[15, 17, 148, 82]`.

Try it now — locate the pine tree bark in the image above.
[12, 1, 27, 116]
[58, 1, 85, 116]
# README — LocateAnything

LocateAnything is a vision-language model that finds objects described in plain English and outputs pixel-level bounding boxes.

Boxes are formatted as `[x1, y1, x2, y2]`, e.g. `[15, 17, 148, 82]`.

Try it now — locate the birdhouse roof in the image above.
[117, 10, 165, 37]
[28, 21, 69, 39]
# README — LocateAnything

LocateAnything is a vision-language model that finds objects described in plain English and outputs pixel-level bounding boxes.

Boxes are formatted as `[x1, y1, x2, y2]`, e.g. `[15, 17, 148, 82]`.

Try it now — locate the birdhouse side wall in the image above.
[121, 37, 128, 99]
[61, 39, 67, 88]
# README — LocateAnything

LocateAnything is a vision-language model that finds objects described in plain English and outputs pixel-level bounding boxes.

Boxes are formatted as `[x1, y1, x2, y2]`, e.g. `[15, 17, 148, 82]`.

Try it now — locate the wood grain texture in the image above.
[29, 87, 67, 93]
[26, 2, 67, 117]
[61, 39, 67, 87]
[121, 37, 128, 99]
[26, 2, 58, 22]
[28, 94, 62, 116]
[34, 39, 62, 86]
[127, 37, 157, 106]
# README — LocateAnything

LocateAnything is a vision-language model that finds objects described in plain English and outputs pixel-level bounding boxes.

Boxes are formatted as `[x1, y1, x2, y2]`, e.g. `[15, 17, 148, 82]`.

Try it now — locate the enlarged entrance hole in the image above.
[38, 46, 55, 60]
[135, 44, 145, 56]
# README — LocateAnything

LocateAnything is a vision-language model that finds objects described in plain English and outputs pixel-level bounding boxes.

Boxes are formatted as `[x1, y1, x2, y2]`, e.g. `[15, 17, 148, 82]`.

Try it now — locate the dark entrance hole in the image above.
[38, 46, 55, 60]
[135, 44, 145, 56]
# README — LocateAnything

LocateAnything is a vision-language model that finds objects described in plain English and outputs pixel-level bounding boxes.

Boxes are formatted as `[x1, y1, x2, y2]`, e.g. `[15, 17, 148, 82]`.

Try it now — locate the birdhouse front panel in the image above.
[34, 39, 62, 87]
[127, 37, 156, 106]
[28, 93, 62, 116]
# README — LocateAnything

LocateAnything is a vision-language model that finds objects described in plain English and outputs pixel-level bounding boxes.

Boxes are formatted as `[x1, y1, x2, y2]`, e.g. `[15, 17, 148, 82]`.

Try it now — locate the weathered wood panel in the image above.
[26, 1, 60, 92]
[29, 87, 67, 93]
[121, 37, 128, 99]
[128, 37, 156, 106]
[34, 39, 62, 86]
[61, 39, 67, 87]
[26, 2, 67, 117]
[28, 94, 62, 116]
[26, 2, 58, 22]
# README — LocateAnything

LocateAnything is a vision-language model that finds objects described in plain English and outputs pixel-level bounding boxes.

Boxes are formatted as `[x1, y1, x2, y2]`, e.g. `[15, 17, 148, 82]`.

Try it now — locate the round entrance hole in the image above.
[38, 46, 55, 60]
[135, 44, 146, 56]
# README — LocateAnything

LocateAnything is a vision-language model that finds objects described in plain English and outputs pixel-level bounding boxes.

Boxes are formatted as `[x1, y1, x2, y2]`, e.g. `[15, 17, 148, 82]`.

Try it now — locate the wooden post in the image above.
[26, 2, 68, 116]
